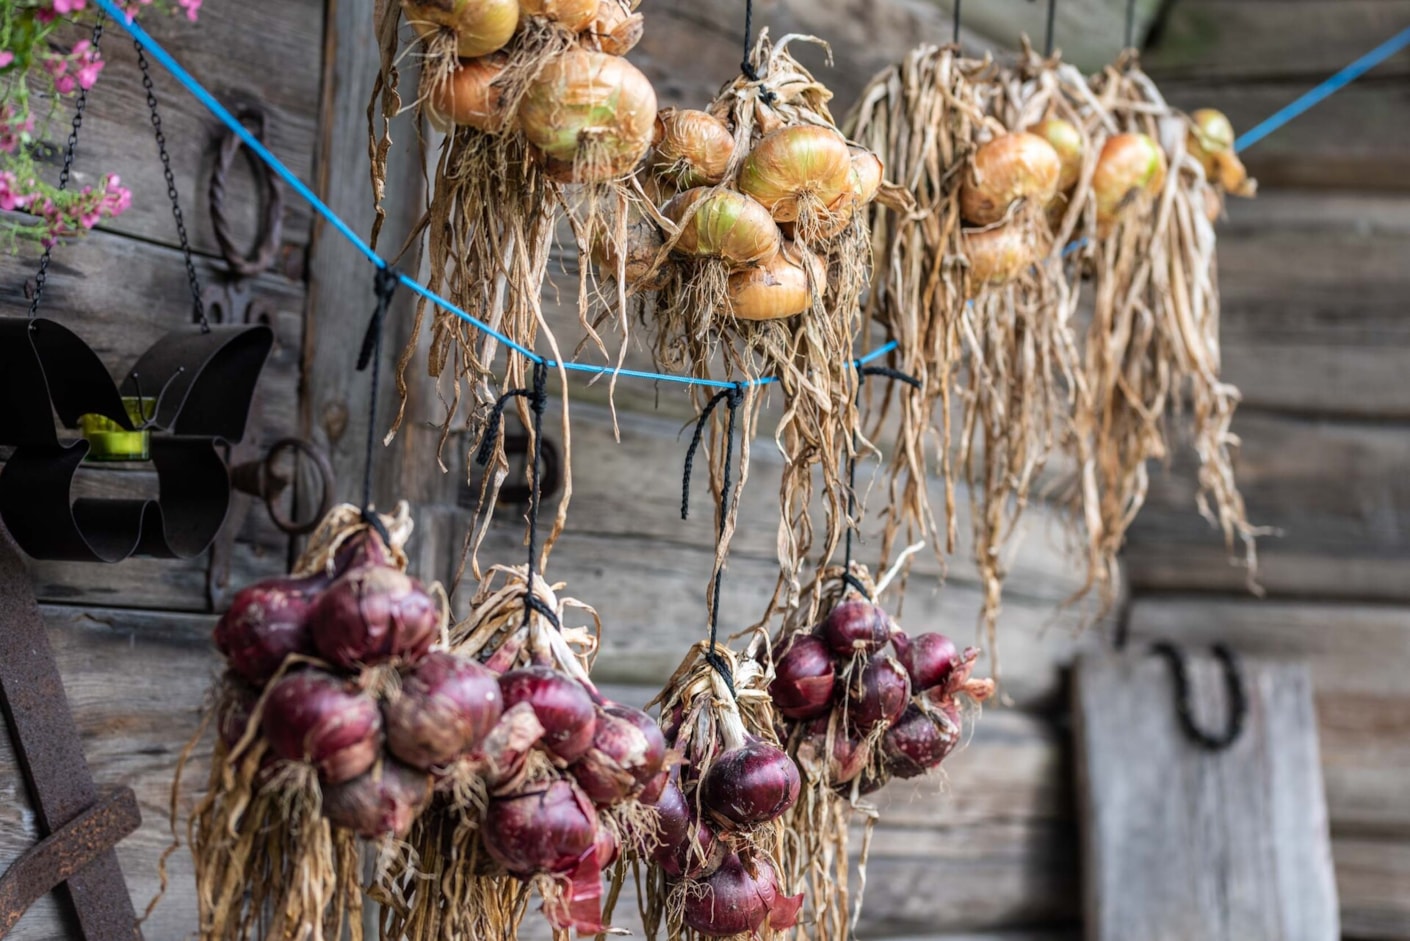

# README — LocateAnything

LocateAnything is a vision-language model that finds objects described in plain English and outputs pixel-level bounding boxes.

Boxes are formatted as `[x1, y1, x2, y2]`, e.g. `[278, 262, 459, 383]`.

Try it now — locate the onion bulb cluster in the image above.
[212, 509, 448, 841]
[414, 0, 656, 183]
[772, 597, 994, 795]
[957, 131, 1062, 294]
[643, 643, 803, 938]
[1187, 108, 1256, 205]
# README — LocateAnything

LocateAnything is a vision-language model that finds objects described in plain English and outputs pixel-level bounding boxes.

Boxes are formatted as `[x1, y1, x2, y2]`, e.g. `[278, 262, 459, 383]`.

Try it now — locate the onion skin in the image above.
[1031, 118, 1084, 193]
[653, 777, 726, 878]
[498, 666, 597, 762]
[323, 759, 433, 839]
[472, 700, 545, 787]
[385, 651, 504, 769]
[738, 125, 854, 223]
[963, 224, 1035, 293]
[847, 655, 911, 734]
[638, 769, 669, 805]
[519, 0, 598, 30]
[570, 704, 665, 803]
[769, 635, 836, 720]
[1187, 108, 1234, 183]
[848, 147, 884, 205]
[681, 855, 802, 937]
[699, 740, 800, 828]
[590, 218, 668, 292]
[309, 566, 439, 669]
[796, 719, 868, 784]
[816, 599, 892, 657]
[960, 133, 1063, 226]
[664, 188, 781, 267]
[482, 778, 600, 876]
[1092, 133, 1167, 231]
[425, 54, 508, 133]
[214, 572, 327, 684]
[882, 704, 958, 779]
[262, 670, 384, 784]
[581, 1, 642, 55]
[651, 109, 734, 188]
[892, 631, 958, 692]
[405, 0, 519, 58]
[726, 249, 812, 321]
[517, 50, 657, 182]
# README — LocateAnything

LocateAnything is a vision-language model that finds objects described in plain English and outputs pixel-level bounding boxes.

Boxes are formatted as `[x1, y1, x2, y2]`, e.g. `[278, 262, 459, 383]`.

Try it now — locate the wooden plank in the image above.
[1145, 0, 1410, 82]
[1159, 80, 1410, 191]
[1337, 838, 1410, 940]
[0, 228, 306, 611]
[1124, 411, 1410, 601]
[1213, 192, 1410, 418]
[1073, 651, 1340, 941]
[34, 0, 322, 259]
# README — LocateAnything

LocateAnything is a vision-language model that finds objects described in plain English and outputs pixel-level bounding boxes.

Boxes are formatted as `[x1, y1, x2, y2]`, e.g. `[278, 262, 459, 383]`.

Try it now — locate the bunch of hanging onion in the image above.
[772, 597, 994, 796]
[412, 0, 657, 183]
[954, 130, 1064, 294]
[1091, 132, 1168, 234]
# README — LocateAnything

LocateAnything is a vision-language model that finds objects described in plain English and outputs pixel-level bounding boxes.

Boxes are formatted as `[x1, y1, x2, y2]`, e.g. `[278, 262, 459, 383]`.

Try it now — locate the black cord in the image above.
[681, 385, 746, 696]
[135, 38, 207, 331]
[739, 0, 777, 105]
[1125, 0, 1138, 51]
[841, 363, 921, 596]
[356, 267, 400, 548]
[1044, 0, 1058, 57]
[29, 18, 104, 319]
[1151, 643, 1248, 752]
[952, 0, 962, 44]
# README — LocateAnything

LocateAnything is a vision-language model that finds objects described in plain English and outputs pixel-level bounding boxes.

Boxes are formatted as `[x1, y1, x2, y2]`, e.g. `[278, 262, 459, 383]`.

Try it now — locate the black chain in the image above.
[135, 39, 207, 331]
[29, 18, 105, 319]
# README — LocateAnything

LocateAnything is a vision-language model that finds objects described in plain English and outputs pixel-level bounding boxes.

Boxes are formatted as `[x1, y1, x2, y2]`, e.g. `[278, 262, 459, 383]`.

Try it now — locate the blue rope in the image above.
[89, 0, 893, 388]
[1236, 24, 1410, 153]
[90, 0, 1405, 383]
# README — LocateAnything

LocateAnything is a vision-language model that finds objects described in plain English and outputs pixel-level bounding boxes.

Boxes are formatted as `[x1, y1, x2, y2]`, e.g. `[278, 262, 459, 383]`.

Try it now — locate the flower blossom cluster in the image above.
[1, 170, 133, 245]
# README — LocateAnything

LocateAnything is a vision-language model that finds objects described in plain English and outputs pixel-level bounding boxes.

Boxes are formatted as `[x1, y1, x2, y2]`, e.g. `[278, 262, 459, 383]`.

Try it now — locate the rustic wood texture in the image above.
[36, 0, 322, 261]
[1125, 412, 1410, 601]
[1074, 652, 1340, 941]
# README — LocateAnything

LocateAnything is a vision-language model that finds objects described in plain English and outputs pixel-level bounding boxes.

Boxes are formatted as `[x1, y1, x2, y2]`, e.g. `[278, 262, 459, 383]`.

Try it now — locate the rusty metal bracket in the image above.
[0, 522, 143, 939]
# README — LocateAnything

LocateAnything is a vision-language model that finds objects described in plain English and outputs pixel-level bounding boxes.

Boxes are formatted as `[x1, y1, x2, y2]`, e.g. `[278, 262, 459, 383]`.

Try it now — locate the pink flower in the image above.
[0, 106, 35, 153]
[0, 51, 14, 69]
[0, 172, 37, 212]
[99, 174, 132, 217]
[52, 0, 87, 13]
[176, 0, 201, 20]
[71, 39, 104, 89]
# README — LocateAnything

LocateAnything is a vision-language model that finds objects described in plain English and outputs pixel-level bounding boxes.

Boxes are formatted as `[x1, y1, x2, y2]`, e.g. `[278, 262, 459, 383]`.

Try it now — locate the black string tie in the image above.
[476, 362, 559, 630]
[952, 0, 963, 45]
[681, 384, 746, 697]
[1152, 643, 1248, 751]
[1043, 0, 1058, 58]
[355, 266, 401, 549]
[841, 362, 922, 597]
[1124, 0, 1138, 51]
[740, 0, 777, 105]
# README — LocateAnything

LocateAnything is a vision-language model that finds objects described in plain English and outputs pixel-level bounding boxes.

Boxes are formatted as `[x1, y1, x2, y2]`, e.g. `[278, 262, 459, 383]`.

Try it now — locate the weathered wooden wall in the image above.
[3, 0, 1408, 939]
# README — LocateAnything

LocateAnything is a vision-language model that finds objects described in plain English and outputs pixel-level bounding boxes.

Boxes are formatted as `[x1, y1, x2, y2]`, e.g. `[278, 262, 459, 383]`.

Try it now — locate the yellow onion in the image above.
[406, 0, 519, 58]
[664, 187, 780, 266]
[520, 0, 598, 30]
[1092, 132, 1167, 231]
[959, 132, 1062, 226]
[424, 54, 509, 132]
[581, 0, 642, 55]
[1030, 118, 1083, 193]
[848, 147, 884, 206]
[518, 50, 657, 181]
[1188, 109, 1255, 196]
[737, 125, 854, 223]
[963, 224, 1034, 293]
[726, 246, 820, 321]
[651, 109, 735, 188]
[591, 218, 669, 291]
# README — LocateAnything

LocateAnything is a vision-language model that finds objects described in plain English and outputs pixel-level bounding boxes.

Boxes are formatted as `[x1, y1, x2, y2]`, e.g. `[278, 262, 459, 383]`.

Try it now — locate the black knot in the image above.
[524, 592, 561, 631]
[358, 265, 402, 371]
[681, 383, 747, 521]
[703, 648, 736, 699]
[359, 505, 393, 552]
[859, 364, 923, 391]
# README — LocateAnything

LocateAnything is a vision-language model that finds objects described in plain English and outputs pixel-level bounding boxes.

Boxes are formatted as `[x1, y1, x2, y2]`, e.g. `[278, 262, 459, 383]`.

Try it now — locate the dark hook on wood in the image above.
[229, 436, 336, 536]
[208, 104, 284, 279]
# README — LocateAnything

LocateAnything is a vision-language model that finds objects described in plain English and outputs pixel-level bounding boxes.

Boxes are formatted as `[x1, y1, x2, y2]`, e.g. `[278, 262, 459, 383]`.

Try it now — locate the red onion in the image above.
[331, 529, 392, 575]
[261, 670, 383, 784]
[214, 572, 328, 683]
[681, 855, 802, 936]
[651, 775, 725, 878]
[385, 651, 504, 769]
[482, 778, 599, 876]
[322, 759, 432, 839]
[882, 704, 958, 779]
[217, 684, 260, 751]
[816, 600, 891, 657]
[769, 635, 837, 719]
[309, 566, 439, 669]
[571, 703, 667, 804]
[472, 701, 545, 786]
[638, 769, 669, 805]
[699, 740, 800, 828]
[593, 824, 620, 868]
[798, 719, 868, 784]
[498, 667, 597, 762]
[893, 631, 958, 692]
[847, 655, 911, 734]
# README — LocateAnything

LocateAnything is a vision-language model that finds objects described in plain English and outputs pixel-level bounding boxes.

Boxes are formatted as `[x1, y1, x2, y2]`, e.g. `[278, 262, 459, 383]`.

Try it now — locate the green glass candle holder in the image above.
[79, 397, 157, 462]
